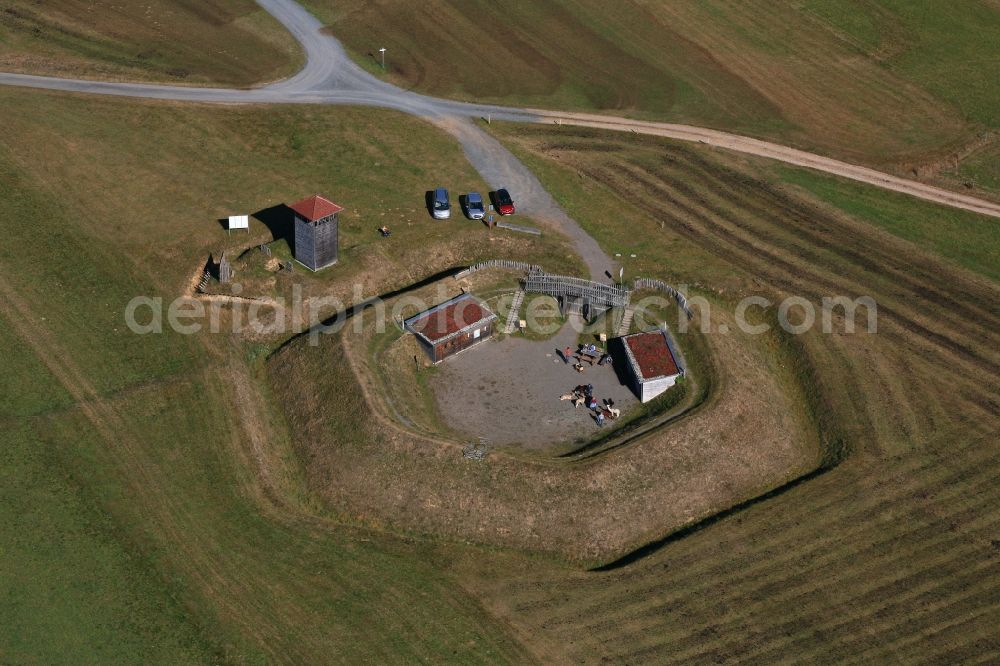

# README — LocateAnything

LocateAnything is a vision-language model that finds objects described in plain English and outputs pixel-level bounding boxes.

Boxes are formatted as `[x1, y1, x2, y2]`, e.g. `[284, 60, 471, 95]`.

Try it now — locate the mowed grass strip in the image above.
[456, 408, 999, 662]
[0, 0, 301, 85]
[303, 0, 998, 166]
[492, 442, 997, 630]
[439, 123, 1000, 662]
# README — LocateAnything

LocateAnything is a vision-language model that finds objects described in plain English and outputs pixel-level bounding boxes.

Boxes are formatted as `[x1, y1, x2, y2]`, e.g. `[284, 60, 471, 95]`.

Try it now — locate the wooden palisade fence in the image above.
[632, 277, 694, 320]
[454, 259, 543, 279]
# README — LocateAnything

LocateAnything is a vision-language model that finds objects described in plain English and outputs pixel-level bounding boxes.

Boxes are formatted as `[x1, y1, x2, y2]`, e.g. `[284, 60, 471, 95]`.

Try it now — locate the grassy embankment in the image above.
[0, 0, 301, 85]
[0, 89, 553, 663]
[303, 0, 1000, 194]
[516, 293, 565, 342]
[272, 291, 815, 563]
[271, 211, 820, 562]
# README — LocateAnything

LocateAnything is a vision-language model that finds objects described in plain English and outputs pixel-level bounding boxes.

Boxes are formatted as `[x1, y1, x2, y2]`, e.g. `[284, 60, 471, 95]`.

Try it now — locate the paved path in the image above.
[1, 0, 997, 275]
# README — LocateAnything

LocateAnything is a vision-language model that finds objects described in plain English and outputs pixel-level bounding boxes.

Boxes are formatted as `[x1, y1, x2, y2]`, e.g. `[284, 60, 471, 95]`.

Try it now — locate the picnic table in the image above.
[577, 345, 603, 365]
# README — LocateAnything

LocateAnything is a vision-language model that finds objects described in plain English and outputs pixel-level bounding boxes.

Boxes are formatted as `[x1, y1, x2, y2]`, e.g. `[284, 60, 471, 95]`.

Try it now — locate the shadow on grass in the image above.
[253, 204, 295, 255]
[425, 190, 439, 219]
[591, 461, 840, 572]
[268, 265, 467, 357]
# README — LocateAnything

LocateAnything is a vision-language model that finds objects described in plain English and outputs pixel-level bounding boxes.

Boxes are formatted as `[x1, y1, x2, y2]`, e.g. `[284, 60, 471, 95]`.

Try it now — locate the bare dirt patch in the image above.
[429, 319, 638, 450]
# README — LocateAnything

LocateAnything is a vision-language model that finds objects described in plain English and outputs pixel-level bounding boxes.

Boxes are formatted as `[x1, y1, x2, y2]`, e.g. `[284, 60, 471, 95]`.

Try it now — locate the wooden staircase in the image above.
[504, 289, 525, 334]
[616, 306, 635, 337]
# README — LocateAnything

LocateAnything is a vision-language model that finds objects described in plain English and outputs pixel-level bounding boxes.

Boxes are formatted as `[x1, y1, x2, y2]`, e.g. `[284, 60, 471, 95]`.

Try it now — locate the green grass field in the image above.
[0, 89, 550, 662]
[944, 140, 1000, 199]
[303, 0, 1000, 185]
[0, 320, 216, 664]
[2, 30, 998, 661]
[0, 0, 300, 85]
[776, 166, 1000, 281]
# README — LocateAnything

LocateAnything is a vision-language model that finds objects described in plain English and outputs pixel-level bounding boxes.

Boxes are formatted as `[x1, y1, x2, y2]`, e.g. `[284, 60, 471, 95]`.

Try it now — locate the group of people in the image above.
[562, 344, 612, 373]
[559, 384, 620, 426]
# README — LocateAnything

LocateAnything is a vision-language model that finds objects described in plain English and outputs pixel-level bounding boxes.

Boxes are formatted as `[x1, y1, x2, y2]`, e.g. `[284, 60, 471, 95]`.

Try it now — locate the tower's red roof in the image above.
[289, 194, 344, 221]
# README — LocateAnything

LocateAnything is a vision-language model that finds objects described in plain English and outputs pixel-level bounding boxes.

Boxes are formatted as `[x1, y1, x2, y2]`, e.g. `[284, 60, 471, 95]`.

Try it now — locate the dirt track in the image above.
[515, 110, 1000, 219]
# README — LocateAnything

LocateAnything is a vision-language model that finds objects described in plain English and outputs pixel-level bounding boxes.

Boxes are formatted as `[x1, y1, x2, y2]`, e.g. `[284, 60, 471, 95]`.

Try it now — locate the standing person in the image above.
[596, 412, 605, 427]
[562, 346, 572, 364]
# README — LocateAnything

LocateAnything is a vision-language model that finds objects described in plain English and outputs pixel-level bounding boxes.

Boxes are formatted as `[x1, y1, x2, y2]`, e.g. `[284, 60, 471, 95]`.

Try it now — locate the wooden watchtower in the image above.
[290, 194, 343, 271]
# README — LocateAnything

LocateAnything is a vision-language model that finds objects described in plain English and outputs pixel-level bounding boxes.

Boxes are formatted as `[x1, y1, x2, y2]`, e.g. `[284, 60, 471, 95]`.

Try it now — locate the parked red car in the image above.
[494, 188, 515, 215]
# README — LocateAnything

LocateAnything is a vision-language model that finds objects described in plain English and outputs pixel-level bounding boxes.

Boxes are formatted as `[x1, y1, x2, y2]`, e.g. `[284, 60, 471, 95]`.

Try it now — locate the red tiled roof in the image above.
[407, 295, 495, 344]
[289, 194, 344, 221]
[624, 332, 680, 380]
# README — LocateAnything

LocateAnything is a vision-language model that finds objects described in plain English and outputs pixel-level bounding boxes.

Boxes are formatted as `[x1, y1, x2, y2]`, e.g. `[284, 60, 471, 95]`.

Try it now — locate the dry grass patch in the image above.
[0, 0, 300, 85]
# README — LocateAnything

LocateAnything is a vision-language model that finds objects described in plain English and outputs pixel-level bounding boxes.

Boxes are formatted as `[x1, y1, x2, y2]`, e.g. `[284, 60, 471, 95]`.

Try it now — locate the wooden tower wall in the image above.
[293, 212, 339, 271]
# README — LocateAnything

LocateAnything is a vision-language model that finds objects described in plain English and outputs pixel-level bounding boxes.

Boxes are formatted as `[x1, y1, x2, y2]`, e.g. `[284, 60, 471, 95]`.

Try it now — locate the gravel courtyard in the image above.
[429, 317, 638, 449]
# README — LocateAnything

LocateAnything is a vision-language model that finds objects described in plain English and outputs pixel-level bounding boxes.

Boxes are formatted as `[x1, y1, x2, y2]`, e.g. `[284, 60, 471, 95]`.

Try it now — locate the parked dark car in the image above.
[494, 188, 515, 215]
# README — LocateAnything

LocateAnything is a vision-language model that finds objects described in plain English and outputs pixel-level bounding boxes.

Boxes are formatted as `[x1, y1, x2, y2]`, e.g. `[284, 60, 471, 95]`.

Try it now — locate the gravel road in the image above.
[1, 0, 996, 264]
